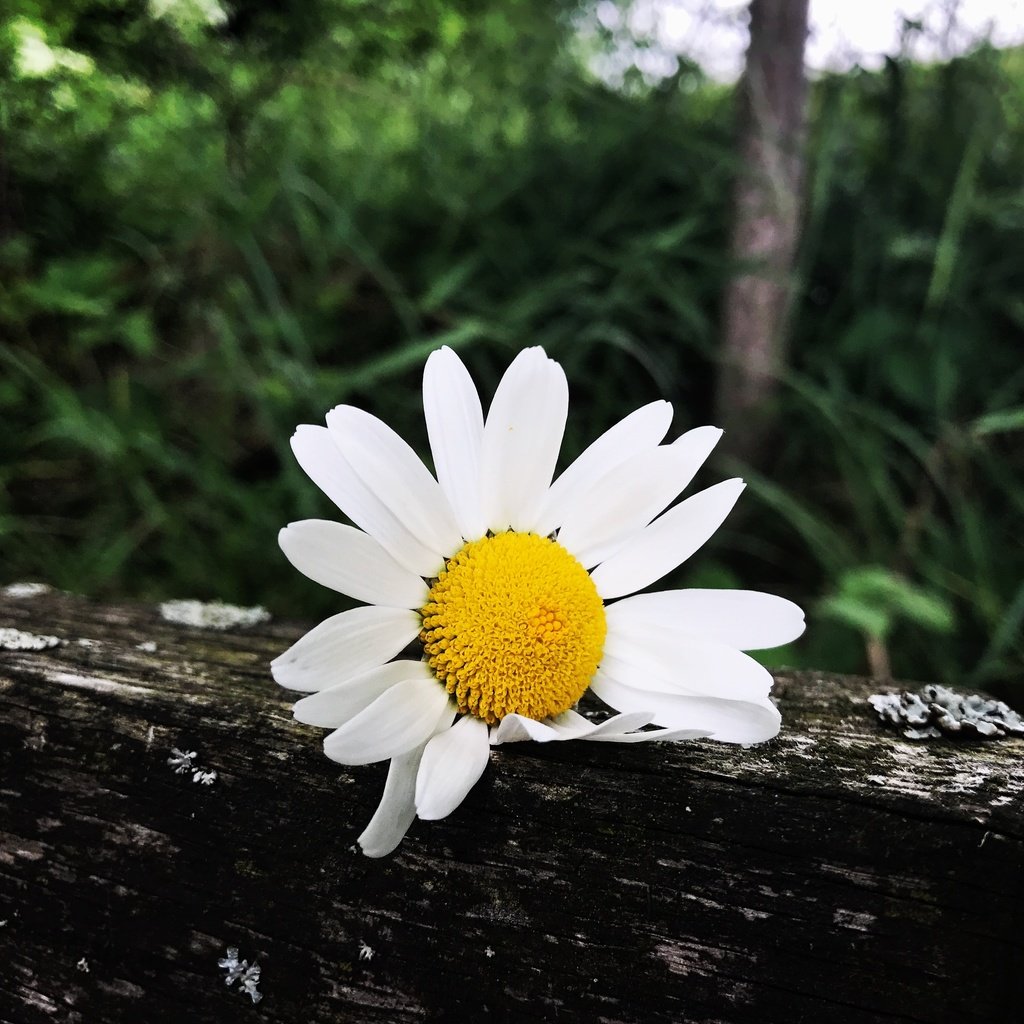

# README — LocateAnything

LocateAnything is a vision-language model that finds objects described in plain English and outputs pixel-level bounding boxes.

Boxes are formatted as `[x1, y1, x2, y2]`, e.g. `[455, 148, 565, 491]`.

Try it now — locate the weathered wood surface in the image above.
[1, 588, 1022, 1024]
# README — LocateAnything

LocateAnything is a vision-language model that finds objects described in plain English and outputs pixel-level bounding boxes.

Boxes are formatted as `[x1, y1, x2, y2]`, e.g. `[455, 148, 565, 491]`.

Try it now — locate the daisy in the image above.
[274, 347, 804, 857]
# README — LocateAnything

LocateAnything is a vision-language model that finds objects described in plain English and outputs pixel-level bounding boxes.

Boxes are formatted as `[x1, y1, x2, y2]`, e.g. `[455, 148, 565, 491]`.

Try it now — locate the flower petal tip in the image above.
[356, 836, 396, 859]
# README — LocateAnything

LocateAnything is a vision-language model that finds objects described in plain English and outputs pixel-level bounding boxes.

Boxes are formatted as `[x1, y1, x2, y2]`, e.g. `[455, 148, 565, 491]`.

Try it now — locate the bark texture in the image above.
[717, 0, 810, 463]
[1, 587, 1023, 1024]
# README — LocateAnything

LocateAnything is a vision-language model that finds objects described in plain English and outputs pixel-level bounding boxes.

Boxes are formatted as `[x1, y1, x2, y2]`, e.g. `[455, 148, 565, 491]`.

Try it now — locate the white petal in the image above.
[551, 446, 663, 566]
[272, 606, 421, 692]
[489, 714, 561, 744]
[423, 347, 486, 541]
[357, 746, 423, 858]
[278, 520, 428, 608]
[480, 347, 568, 532]
[357, 709, 458, 858]
[490, 709, 653, 744]
[326, 405, 463, 558]
[557, 427, 723, 569]
[548, 708, 655, 737]
[582, 724, 711, 744]
[293, 661, 429, 728]
[323, 676, 453, 765]
[414, 714, 490, 820]
[590, 672, 780, 744]
[489, 708, 708, 745]
[533, 401, 673, 537]
[592, 478, 746, 599]
[557, 705, 711, 743]
[607, 589, 806, 650]
[291, 425, 443, 577]
[601, 630, 775, 703]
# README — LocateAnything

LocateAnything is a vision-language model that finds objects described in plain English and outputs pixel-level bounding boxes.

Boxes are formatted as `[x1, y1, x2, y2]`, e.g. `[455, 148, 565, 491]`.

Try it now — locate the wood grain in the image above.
[1, 588, 1022, 1023]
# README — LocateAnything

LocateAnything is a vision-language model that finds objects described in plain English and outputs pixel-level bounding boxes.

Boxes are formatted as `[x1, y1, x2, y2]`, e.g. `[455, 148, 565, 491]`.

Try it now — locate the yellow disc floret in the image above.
[420, 532, 607, 724]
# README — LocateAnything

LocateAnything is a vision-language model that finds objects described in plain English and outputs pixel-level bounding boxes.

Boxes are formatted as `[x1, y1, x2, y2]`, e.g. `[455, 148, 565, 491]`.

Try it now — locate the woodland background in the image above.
[2, 0, 1022, 696]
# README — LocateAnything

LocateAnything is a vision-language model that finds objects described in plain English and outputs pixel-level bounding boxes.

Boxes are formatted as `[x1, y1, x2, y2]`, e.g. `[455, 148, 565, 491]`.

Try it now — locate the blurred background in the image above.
[2, 0, 1022, 696]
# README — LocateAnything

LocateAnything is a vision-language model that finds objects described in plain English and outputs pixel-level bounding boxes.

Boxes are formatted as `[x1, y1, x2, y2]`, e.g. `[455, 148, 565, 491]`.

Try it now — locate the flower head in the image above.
[274, 347, 804, 856]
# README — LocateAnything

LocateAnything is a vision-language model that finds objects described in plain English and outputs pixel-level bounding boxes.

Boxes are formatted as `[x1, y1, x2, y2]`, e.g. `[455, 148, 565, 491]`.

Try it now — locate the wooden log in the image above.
[1, 587, 1022, 1023]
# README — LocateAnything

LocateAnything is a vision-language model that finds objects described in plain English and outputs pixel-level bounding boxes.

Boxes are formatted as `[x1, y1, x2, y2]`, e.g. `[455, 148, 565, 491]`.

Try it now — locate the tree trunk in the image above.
[716, 0, 810, 464]
[2, 587, 1022, 1023]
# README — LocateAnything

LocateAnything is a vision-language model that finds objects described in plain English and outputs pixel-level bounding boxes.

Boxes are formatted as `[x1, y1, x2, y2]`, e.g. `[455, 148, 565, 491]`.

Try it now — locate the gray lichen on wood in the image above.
[1, 588, 1022, 1023]
[868, 684, 1024, 740]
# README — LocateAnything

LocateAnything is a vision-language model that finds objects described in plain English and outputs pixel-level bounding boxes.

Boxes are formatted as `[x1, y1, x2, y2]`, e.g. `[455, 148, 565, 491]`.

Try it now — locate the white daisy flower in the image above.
[274, 346, 804, 857]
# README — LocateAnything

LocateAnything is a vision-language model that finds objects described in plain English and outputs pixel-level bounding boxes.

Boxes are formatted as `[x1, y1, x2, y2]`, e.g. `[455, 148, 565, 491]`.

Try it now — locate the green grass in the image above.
[1, 4, 1021, 696]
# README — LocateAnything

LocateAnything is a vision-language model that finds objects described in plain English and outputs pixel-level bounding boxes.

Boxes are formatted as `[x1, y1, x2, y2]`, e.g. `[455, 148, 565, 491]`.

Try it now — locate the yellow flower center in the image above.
[420, 532, 607, 724]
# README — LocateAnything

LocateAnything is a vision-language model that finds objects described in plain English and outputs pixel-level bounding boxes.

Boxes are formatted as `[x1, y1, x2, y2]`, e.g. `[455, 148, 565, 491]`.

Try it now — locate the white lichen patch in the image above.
[218, 947, 262, 1004]
[168, 748, 218, 786]
[2, 582, 51, 598]
[159, 599, 270, 630]
[0, 627, 60, 651]
[168, 748, 197, 774]
[358, 940, 375, 962]
[135, 640, 157, 653]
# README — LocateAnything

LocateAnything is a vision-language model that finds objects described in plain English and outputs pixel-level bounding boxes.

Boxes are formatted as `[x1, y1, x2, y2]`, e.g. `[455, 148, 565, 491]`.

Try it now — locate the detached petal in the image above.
[291, 425, 442, 577]
[272, 606, 421, 692]
[323, 677, 453, 765]
[534, 401, 673, 537]
[423, 346, 486, 541]
[557, 427, 723, 569]
[591, 672, 781, 745]
[278, 520, 428, 608]
[607, 589, 806, 651]
[415, 714, 491, 820]
[592, 478, 746, 600]
[480, 347, 568, 533]
[326, 405, 463, 558]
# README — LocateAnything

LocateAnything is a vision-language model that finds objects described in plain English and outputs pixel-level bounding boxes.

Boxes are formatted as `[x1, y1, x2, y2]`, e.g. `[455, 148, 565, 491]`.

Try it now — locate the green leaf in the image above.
[972, 407, 1024, 437]
[819, 594, 892, 640]
[821, 566, 955, 641]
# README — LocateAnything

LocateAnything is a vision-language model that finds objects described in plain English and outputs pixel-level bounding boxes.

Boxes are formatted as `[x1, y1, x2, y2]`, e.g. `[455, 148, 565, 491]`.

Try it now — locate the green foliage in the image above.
[1, 1, 1022, 695]
[820, 566, 954, 642]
